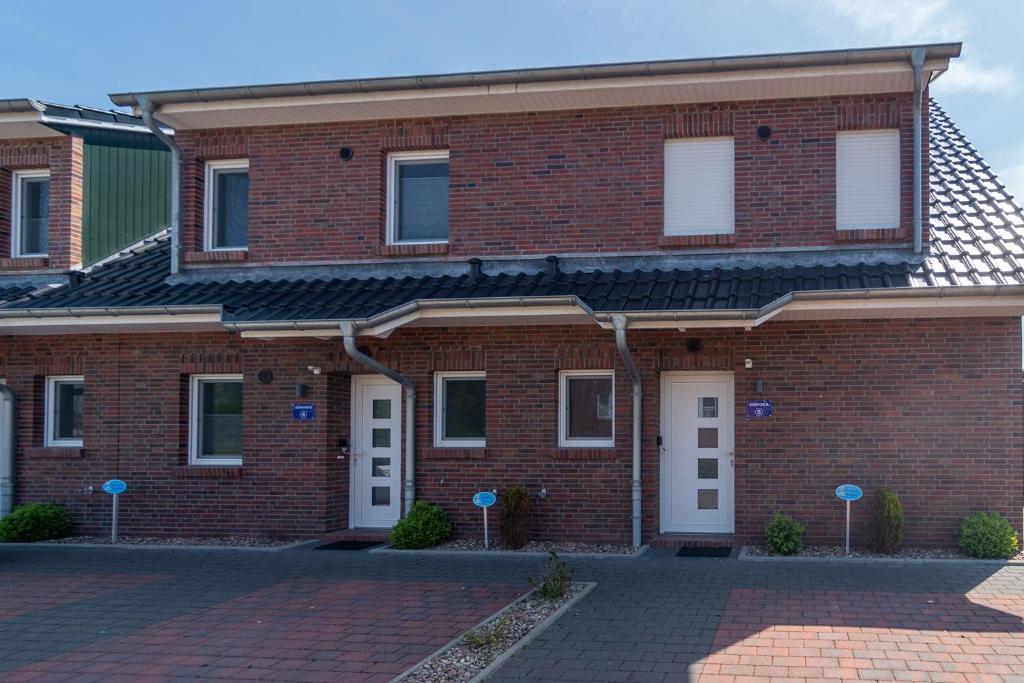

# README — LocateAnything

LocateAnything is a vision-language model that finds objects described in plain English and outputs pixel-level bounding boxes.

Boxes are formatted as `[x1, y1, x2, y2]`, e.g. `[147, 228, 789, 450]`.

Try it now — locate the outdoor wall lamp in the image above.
[307, 365, 322, 375]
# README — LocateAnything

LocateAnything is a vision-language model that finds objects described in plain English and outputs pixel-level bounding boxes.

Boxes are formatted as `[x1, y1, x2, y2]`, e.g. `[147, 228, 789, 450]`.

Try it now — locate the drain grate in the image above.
[316, 540, 383, 551]
[675, 546, 733, 558]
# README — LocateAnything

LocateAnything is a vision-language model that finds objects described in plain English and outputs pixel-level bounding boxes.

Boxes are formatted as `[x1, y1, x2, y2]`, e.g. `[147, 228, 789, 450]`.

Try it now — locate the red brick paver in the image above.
[699, 588, 1024, 683]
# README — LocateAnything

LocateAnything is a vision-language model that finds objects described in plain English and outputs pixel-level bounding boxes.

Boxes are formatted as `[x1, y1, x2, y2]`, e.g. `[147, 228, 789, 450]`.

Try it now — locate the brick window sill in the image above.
[421, 447, 487, 460]
[380, 242, 449, 257]
[835, 227, 908, 241]
[658, 234, 736, 249]
[183, 250, 249, 264]
[550, 448, 618, 462]
[24, 446, 85, 459]
[175, 465, 244, 479]
[0, 257, 50, 270]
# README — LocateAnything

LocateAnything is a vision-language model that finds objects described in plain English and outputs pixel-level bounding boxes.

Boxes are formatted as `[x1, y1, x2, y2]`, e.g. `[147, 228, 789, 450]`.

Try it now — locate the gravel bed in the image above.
[40, 535, 302, 547]
[431, 538, 634, 554]
[405, 583, 584, 682]
[745, 544, 1024, 560]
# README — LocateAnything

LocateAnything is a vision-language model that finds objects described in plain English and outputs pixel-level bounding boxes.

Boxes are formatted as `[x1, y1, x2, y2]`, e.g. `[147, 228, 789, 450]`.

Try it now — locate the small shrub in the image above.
[958, 512, 1019, 559]
[0, 503, 72, 543]
[765, 511, 804, 555]
[499, 485, 531, 549]
[529, 551, 574, 600]
[390, 501, 451, 549]
[463, 617, 509, 648]
[871, 487, 905, 554]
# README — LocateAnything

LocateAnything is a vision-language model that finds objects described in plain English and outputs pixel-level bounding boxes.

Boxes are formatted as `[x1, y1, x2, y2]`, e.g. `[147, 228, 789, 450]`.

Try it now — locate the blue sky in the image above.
[4, 0, 1022, 201]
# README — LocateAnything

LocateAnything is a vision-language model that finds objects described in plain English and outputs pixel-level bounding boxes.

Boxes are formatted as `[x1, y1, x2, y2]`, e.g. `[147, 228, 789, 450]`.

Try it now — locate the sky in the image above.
[3, 0, 1023, 201]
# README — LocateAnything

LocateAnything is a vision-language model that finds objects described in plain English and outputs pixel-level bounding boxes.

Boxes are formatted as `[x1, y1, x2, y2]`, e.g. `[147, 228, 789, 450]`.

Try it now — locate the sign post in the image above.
[102, 479, 127, 543]
[834, 483, 863, 556]
[472, 491, 497, 549]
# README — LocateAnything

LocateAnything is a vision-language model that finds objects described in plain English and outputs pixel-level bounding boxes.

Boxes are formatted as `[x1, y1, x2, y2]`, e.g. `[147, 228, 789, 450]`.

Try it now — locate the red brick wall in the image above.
[177, 93, 926, 266]
[3, 315, 1014, 547]
[0, 135, 83, 271]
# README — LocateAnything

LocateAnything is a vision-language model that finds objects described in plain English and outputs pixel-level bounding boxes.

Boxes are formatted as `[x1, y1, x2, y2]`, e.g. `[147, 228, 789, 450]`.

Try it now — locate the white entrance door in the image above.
[661, 372, 734, 533]
[350, 375, 402, 528]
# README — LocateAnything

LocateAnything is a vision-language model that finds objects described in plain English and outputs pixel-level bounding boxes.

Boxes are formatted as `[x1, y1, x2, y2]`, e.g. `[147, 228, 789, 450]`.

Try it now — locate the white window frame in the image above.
[386, 150, 450, 245]
[189, 373, 243, 466]
[44, 375, 83, 448]
[558, 370, 615, 448]
[203, 159, 249, 252]
[433, 371, 486, 448]
[11, 169, 50, 258]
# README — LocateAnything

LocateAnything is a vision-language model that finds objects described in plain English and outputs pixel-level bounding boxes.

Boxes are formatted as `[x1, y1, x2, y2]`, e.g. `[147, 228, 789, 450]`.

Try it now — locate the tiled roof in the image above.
[3, 100, 1022, 323]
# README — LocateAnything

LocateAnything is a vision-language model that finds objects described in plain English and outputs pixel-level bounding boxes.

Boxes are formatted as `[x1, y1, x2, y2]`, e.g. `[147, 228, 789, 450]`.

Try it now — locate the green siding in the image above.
[81, 129, 170, 265]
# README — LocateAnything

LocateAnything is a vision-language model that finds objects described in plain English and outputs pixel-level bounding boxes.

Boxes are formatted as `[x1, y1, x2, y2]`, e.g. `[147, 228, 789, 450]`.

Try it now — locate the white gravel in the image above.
[432, 538, 634, 555]
[405, 584, 584, 682]
[40, 535, 302, 547]
[745, 544, 1024, 560]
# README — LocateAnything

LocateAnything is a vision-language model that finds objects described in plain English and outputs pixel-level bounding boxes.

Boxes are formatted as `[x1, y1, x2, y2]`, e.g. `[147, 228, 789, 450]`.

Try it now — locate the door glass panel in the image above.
[697, 489, 719, 510]
[372, 399, 391, 419]
[372, 486, 390, 506]
[699, 397, 718, 419]
[372, 457, 391, 477]
[697, 427, 718, 449]
[697, 458, 718, 479]
[372, 428, 391, 448]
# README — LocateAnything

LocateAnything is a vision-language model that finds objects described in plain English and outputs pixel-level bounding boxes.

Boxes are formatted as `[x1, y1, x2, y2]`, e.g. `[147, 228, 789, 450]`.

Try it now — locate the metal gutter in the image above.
[109, 43, 962, 108]
[612, 315, 643, 550]
[911, 47, 926, 254]
[138, 96, 182, 275]
[0, 305, 222, 319]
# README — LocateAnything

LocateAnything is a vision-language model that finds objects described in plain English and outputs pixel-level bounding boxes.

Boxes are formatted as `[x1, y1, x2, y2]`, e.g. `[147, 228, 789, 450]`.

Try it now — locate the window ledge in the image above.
[25, 446, 85, 459]
[184, 250, 248, 264]
[835, 227, 907, 241]
[550, 448, 618, 462]
[175, 465, 244, 479]
[0, 256, 50, 270]
[381, 242, 449, 257]
[658, 234, 736, 249]
[422, 447, 487, 460]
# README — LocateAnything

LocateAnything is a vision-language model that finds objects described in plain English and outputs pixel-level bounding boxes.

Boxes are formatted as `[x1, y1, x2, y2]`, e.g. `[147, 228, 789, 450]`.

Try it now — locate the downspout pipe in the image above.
[137, 96, 181, 275]
[612, 314, 642, 550]
[911, 47, 926, 254]
[0, 384, 16, 519]
[340, 322, 416, 517]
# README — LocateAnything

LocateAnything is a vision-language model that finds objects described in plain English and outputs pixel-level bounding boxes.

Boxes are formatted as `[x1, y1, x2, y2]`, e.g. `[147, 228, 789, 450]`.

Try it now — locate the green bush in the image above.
[390, 501, 451, 549]
[499, 485, 531, 549]
[958, 512, 1019, 559]
[871, 487, 905, 554]
[765, 511, 804, 555]
[0, 503, 72, 542]
[529, 551, 574, 600]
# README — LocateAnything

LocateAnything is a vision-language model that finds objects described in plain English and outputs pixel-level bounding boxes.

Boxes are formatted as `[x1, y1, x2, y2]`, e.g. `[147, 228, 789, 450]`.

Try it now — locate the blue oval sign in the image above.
[472, 491, 496, 508]
[102, 479, 127, 495]
[835, 484, 862, 501]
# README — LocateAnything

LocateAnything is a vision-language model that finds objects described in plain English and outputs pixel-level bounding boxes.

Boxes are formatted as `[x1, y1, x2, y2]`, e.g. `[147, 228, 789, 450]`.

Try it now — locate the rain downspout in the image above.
[138, 96, 181, 275]
[911, 47, 926, 254]
[0, 384, 16, 518]
[612, 315, 642, 550]
[340, 322, 416, 516]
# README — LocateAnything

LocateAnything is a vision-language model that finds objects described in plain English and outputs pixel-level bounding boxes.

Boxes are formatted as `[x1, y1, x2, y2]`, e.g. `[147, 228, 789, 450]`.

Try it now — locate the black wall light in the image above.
[339, 147, 354, 161]
[685, 338, 703, 353]
[756, 125, 772, 141]
[257, 369, 274, 384]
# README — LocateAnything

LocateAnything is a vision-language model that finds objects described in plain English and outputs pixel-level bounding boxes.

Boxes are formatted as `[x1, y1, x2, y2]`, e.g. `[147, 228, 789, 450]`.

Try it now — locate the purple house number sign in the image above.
[746, 400, 772, 418]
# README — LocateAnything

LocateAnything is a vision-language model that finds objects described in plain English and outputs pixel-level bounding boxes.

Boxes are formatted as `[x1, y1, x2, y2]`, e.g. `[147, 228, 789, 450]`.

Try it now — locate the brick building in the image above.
[1, 42, 1021, 548]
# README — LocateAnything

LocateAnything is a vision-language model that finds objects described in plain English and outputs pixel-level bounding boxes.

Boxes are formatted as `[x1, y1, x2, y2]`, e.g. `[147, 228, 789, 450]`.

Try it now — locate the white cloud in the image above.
[1000, 162, 1024, 204]
[933, 61, 1018, 94]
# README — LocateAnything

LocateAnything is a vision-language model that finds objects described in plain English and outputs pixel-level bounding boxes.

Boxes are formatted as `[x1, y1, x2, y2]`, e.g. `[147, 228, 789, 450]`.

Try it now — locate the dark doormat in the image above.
[316, 540, 383, 551]
[675, 546, 734, 558]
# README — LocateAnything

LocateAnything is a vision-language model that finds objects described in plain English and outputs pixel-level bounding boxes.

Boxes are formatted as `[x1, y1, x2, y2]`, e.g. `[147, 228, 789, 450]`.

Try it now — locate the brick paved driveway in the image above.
[1, 546, 1024, 682]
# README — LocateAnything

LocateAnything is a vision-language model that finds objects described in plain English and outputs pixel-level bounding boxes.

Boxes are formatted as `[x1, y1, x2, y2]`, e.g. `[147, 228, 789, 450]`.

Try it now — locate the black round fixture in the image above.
[685, 338, 703, 354]
[257, 369, 274, 384]
[339, 147, 354, 161]
[756, 125, 772, 141]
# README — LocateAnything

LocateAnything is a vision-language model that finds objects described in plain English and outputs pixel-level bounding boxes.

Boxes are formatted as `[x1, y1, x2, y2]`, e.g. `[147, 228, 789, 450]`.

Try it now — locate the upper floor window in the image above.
[45, 375, 83, 447]
[836, 129, 900, 230]
[386, 150, 449, 244]
[12, 169, 50, 257]
[204, 159, 249, 251]
[663, 137, 734, 236]
[189, 374, 243, 465]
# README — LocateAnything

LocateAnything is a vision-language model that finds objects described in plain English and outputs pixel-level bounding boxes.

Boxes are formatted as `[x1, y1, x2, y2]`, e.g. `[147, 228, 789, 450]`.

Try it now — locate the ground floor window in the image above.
[45, 375, 83, 447]
[559, 370, 614, 447]
[189, 374, 243, 465]
[434, 371, 486, 447]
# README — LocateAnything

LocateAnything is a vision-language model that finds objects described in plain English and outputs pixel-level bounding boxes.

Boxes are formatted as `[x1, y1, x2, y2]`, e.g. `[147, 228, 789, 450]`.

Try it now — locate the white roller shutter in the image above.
[663, 137, 734, 236]
[836, 129, 900, 230]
